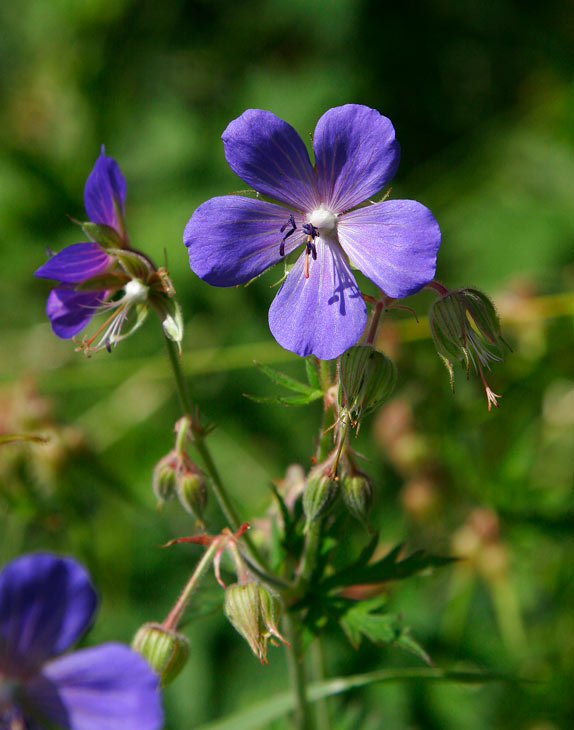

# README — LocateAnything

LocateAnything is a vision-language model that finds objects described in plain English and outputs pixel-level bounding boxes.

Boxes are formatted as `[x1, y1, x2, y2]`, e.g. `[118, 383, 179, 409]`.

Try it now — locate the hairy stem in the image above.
[162, 540, 220, 631]
[283, 613, 314, 730]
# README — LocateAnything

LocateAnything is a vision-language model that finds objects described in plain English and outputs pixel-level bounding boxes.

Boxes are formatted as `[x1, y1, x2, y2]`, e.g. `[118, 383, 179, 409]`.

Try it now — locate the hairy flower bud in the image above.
[341, 471, 374, 526]
[176, 466, 207, 520]
[132, 622, 190, 686]
[339, 345, 397, 426]
[429, 287, 510, 407]
[152, 455, 178, 504]
[224, 582, 289, 664]
[302, 469, 339, 523]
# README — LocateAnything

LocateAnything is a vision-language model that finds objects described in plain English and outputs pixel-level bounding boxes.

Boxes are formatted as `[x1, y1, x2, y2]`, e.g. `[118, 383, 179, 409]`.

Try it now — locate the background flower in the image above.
[0, 553, 163, 730]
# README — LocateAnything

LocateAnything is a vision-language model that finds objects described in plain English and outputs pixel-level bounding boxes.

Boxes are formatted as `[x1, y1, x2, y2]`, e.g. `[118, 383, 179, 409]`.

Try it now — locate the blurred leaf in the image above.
[254, 361, 317, 395]
[0, 433, 49, 445]
[305, 357, 322, 391]
[321, 542, 456, 591]
[194, 667, 515, 730]
[244, 392, 324, 407]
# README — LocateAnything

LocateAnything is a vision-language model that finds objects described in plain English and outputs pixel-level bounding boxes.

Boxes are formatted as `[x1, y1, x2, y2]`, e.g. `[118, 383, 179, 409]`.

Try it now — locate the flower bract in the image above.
[184, 104, 441, 359]
[0, 552, 163, 730]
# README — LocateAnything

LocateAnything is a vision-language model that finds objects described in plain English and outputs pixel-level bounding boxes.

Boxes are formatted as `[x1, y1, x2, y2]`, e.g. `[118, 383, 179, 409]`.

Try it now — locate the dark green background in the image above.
[1, 0, 573, 728]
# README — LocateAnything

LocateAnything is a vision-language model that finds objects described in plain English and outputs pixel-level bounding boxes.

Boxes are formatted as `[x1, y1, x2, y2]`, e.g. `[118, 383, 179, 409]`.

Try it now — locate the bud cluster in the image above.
[153, 417, 207, 522]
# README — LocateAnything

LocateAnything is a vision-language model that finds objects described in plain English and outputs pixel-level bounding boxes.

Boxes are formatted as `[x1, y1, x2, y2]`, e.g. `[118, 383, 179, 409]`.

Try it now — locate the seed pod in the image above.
[152, 455, 178, 504]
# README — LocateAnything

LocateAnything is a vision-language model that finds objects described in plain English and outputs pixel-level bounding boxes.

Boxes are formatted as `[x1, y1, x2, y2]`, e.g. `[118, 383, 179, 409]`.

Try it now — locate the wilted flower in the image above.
[184, 104, 441, 359]
[35, 147, 181, 354]
[0, 552, 163, 730]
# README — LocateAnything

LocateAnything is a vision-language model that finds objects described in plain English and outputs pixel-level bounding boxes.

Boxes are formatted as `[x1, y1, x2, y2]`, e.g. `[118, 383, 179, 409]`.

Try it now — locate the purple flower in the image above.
[35, 147, 127, 339]
[184, 104, 441, 360]
[0, 552, 163, 730]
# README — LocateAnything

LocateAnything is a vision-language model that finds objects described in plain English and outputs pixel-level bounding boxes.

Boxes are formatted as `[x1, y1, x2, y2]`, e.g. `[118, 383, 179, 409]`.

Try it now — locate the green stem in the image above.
[162, 540, 220, 631]
[283, 613, 314, 730]
[163, 335, 287, 590]
[297, 518, 322, 589]
[310, 638, 330, 730]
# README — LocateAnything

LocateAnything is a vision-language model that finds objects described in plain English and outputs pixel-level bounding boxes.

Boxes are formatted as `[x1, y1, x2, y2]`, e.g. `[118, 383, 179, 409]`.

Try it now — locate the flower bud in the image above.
[341, 472, 374, 526]
[339, 345, 397, 425]
[152, 455, 178, 504]
[302, 469, 339, 523]
[429, 288, 509, 390]
[132, 622, 190, 686]
[176, 467, 207, 520]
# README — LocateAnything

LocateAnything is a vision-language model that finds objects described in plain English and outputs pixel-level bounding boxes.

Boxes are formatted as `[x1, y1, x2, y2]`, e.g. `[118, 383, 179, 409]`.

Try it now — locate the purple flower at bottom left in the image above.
[0, 553, 164, 730]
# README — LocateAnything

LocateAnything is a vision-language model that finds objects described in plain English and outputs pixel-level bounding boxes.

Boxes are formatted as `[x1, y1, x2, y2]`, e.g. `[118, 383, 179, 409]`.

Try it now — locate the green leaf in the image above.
[244, 391, 323, 407]
[254, 361, 317, 395]
[338, 596, 432, 664]
[321, 542, 455, 591]
[305, 357, 321, 390]
[193, 667, 516, 730]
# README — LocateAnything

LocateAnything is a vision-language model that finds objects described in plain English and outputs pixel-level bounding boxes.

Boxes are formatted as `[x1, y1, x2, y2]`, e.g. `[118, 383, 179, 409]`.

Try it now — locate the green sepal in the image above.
[80, 221, 123, 248]
[75, 274, 128, 291]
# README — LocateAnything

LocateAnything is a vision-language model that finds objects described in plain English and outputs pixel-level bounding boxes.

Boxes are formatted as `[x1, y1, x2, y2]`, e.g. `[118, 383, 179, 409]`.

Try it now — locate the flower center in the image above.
[124, 279, 149, 303]
[308, 205, 337, 234]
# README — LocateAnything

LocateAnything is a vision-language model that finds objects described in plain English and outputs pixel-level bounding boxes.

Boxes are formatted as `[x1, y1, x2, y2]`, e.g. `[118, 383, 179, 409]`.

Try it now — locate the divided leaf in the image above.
[322, 542, 456, 592]
[245, 361, 324, 406]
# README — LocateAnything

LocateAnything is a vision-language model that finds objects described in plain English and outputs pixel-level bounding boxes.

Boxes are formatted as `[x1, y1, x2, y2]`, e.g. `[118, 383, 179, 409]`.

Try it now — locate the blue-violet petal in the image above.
[313, 104, 400, 213]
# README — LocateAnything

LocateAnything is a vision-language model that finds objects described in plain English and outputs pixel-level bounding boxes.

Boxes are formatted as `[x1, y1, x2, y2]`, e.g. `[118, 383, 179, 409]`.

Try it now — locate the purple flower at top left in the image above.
[35, 148, 182, 354]
[35, 147, 127, 340]
[0, 552, 164, 730]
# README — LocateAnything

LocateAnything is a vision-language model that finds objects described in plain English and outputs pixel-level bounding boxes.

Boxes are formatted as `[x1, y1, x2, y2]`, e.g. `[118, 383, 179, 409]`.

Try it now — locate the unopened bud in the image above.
[341, 472, 374, 526]
[132, 622, 190, 686]
[339, 345, 397, 425]
[152, 455, 178, 504]
[303, 469, 339, 523]
[176, 467, 207, 520]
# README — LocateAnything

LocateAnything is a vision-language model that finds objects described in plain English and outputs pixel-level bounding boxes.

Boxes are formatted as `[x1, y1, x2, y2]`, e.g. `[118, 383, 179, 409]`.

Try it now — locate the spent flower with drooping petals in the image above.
[184, 104, 441, 359]
[0, 552, 163, 730]
[35, 147, 182, 354]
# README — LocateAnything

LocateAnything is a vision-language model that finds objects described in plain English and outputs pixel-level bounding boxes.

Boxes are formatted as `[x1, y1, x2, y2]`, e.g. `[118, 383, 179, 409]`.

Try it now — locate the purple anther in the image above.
[279, 214, 297, 256]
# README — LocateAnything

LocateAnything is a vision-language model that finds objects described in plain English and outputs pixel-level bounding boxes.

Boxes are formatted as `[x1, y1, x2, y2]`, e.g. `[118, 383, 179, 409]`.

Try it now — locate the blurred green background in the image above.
[1, 0, 574, 727]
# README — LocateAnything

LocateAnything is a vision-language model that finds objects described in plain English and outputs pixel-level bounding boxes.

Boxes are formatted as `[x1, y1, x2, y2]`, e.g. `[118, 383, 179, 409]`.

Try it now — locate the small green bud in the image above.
[132, 622, 190, 686]
[303, 469, 339, 523]
[176, 466, 207, 520]
[341, 472, 374, 526]
[152, 455, 178, 504]
[339, 345, 397, 424]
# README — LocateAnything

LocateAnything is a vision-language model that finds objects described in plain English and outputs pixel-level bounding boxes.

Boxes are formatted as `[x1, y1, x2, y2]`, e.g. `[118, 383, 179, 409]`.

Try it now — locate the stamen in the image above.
[279, 214, 297, 256]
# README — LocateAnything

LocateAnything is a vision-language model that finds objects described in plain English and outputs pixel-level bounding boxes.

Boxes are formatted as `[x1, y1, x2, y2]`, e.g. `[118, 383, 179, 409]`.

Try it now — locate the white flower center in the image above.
[124, 279, 149, 303]
[308, 205, 337, 234]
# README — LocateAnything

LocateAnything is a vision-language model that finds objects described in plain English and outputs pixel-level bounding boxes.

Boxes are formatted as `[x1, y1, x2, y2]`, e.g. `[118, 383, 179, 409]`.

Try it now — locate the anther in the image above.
[279, 215, 297, 256]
